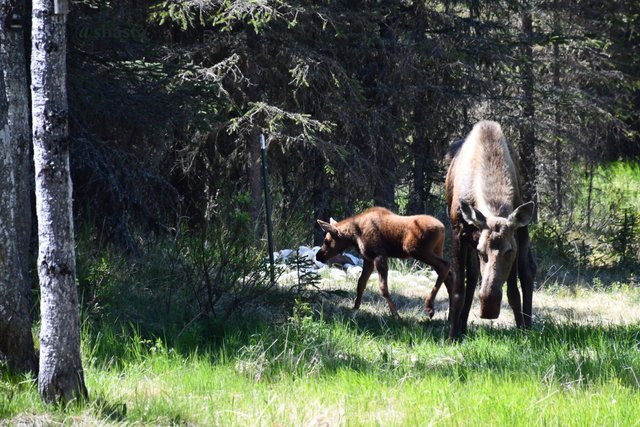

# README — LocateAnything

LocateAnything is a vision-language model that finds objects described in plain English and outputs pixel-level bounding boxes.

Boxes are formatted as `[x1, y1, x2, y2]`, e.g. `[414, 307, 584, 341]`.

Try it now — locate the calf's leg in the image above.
[354, 260, 374, 310]
[374, 256, 399, 319]
[412, 250, 450, 318]
[424, 283, 441, 319]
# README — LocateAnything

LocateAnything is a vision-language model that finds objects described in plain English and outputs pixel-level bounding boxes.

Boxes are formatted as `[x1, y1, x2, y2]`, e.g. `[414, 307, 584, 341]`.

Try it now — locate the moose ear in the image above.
[317, 219, 340, 236]
[460, 200, 488, 230]
[508, 201, 535, 228]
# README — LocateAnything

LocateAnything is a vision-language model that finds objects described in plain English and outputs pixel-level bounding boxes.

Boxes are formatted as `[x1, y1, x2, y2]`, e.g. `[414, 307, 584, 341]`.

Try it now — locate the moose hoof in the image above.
[425, 305, 435, 319]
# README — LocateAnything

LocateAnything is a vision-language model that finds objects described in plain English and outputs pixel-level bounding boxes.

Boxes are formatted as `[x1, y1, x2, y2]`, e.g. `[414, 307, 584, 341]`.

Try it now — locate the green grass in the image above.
[595, 161, 640, 206]
[2, 292, 640, 426]
[576, 160, 640, 224]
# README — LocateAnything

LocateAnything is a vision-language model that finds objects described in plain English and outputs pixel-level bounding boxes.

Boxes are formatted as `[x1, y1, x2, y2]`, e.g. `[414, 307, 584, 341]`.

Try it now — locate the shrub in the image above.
[77, 193, 275, 336]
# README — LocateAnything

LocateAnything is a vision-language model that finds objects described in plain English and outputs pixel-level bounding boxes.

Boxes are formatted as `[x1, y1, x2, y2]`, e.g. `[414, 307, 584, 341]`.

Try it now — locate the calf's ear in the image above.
[317, 219, 341, 236]
[508, 201, 535, 228]
[460, 200, 488, 230]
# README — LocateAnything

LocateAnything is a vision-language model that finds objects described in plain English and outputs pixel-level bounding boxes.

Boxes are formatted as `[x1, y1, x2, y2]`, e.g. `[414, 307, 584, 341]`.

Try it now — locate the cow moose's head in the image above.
[460, 200, 535, 319]
[316, 218, 351, 263]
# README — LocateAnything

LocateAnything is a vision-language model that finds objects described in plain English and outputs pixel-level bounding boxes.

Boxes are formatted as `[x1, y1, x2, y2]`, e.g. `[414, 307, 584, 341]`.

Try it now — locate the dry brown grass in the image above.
[315, 267, 639, 328]
[5, 414, 109, 426]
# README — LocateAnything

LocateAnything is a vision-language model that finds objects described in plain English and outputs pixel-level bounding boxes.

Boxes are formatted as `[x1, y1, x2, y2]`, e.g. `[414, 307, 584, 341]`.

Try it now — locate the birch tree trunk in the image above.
[31, 0, 87, 403]
[0, 1, 37, 374]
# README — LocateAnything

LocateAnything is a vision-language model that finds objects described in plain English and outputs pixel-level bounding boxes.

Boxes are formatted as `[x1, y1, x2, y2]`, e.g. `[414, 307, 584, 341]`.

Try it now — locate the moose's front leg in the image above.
[506, 261, 524, 328]
[354, 259, 374, 310]
[448, 224, 467, 339]
[515, 227, 535, 329]
[374, 255, 399, 319]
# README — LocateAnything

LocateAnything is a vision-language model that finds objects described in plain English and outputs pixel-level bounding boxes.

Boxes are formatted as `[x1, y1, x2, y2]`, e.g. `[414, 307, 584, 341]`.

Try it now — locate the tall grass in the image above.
[3, 295, 639, 426]
[594, 161, 640, 207]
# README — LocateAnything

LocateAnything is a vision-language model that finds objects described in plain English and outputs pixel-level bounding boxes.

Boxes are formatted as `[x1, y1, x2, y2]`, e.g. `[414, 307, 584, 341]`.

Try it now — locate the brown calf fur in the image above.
[316, 207, 451, 319]
[425, 120, 537, 339]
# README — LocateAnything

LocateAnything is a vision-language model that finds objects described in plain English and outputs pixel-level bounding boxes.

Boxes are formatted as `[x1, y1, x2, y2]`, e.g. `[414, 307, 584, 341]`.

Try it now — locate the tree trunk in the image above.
[408, 133, 426, 215]
[520, 4, 537, 212]
[552, 0, 563, 219]
[408, 91, 436, 215]
[372, 21, 398, 211]
[407, 4, 429, 216]
[243, 26, 266, 237]
[372, 144, 397, 210]
[312, 153, 330, 246]
[31, 0, 87, 403]
[0, 0, 37, 374]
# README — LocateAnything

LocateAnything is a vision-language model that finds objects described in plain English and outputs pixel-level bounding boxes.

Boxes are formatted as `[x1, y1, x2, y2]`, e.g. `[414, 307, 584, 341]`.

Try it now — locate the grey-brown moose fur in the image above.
[316, 207, 451, 319]
[425, 120, 537, 339]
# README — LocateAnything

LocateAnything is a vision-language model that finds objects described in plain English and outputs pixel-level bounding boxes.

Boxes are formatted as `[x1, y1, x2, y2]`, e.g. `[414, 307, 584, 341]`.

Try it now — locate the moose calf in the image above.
[316, 207, 451, 319]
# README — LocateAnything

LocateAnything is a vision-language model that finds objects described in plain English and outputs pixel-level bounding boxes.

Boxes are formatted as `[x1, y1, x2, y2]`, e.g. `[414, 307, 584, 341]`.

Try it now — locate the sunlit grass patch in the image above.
[3, 284, 640, 426]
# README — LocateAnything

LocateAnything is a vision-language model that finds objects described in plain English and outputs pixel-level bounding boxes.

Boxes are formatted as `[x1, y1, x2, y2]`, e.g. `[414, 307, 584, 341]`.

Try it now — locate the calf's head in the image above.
[316, 218, 350, 263]
[460, 201, 535, 319]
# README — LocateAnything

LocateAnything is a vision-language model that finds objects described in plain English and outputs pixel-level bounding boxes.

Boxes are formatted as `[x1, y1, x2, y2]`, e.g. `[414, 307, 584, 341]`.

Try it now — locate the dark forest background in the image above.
[47, 0, 640, 329]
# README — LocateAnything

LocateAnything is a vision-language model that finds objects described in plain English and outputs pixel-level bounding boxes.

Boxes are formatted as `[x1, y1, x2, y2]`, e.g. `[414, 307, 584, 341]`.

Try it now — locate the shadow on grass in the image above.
[81, 283, 640, 393]
[88, 279, 637, 342]
[66, 286, 640, 427]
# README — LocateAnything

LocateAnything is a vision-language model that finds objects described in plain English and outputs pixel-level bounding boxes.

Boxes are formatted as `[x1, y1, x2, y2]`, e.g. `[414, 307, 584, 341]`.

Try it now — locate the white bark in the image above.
[31, 0, 87, 402]
[0, 1, 37, 374]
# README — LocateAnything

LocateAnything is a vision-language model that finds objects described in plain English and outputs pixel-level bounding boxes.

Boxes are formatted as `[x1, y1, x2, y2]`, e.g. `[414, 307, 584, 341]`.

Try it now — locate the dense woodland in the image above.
[1, 0, 640, 404]
[58, 0, 638, 319]
[8, 0, 640, 325]
[60, 0, 639, 242]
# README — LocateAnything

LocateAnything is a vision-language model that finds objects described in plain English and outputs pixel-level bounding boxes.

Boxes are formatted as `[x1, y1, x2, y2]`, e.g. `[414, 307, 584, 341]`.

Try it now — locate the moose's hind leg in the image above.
[424, 284, 440, 319]
[412, 250, 450, 319]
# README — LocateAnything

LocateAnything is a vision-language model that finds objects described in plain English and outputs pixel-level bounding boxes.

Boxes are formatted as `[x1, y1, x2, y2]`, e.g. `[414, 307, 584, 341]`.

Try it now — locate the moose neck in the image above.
[473, 133, 521, 218]
[337, 218, 359, 247]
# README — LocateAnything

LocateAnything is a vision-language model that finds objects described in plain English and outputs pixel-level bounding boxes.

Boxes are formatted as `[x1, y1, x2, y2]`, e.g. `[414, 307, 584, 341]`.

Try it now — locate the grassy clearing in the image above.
[2, 276, 640, 426]
[593, 161, 640, 208]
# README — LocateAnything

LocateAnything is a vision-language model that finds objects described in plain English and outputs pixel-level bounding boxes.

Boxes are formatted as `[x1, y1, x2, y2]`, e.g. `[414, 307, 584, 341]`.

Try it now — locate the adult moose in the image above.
[426, 120, 536, 339]
[316, 207, 451, 319]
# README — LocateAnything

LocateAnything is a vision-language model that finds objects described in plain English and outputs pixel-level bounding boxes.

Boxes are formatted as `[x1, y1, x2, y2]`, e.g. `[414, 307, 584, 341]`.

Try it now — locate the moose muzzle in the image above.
[479, 284, 502, 319]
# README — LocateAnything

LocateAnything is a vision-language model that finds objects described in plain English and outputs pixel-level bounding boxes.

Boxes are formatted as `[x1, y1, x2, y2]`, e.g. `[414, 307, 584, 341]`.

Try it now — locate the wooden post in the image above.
[260, 134, 276, 286]
[54, 0, 69, 15]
